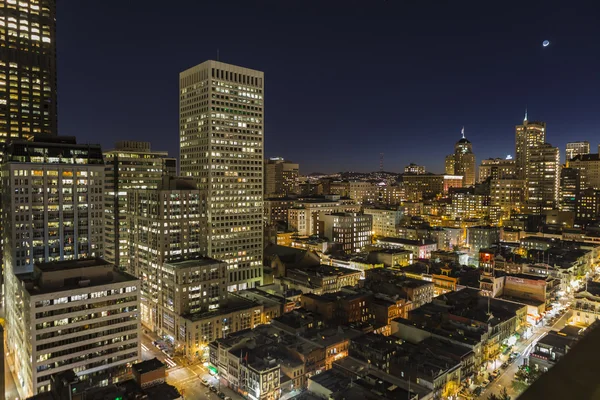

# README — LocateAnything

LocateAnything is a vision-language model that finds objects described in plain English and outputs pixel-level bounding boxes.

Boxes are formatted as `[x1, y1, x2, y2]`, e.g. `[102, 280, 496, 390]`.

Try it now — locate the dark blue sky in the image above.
[57, 1, 600, 174]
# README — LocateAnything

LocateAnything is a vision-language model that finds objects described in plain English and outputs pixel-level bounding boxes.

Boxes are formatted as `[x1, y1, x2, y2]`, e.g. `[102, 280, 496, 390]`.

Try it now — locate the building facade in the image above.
[445, 130, 476, 187]
[363, 206, 402, 237]
[104, 141, 176, 272]
[318, 212, 372, 253]
[265, 157, 299, 197]
[127, 177, 207, 331]
[179, 60, 264, 290]
[479, 157, 517, 183]
[566, 141, 590, 163]
[526, 143, 560, 214]
[10, 259, 140, 396]
[515, 115, 546, 180]
[0, 0, 57, 141]
[560, 168, 580, 213]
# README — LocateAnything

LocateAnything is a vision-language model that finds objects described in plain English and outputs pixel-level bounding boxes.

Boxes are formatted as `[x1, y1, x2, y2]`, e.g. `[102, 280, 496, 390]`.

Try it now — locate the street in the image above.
[476, 310, 570, 400]
[141, 333, 242, 400]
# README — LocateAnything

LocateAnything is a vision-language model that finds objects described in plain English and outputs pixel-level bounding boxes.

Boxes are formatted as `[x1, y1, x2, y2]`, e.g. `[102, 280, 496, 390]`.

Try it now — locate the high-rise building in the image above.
[10, 258, 140, 396]
[104, 141, 176, 273]
[128, 176, 207, 331]
[568, 154, 600, 190]
[515, 113, 546, 179]
[566, 141, 590, 163]
[179, 60, 264, 290]
[404, 163, 426, 175]
[1, 136, 106, 395]
[490, 178, 525, 222]
[526, 143, 560, 214]
[445, 128, 476, 187]
[264, 157, 299, 197]
[560, 168, 580, 213]
[0, 0, 57, 141]
[2, 136, 104, 276]
[478, 157, 517, 182]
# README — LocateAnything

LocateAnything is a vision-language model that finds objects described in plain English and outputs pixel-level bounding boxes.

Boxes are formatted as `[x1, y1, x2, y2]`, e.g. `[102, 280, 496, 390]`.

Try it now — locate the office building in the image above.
[9, 258, 140, 396]
[179, 60, 264, 290]
[363, 206, 402, 237]
[515, 114, 546, 179]
[0, 0, 57, 141]
[2, 136, 105, 276]
[404, 163, 426, 175]
[157, 258, 228, 341]
[287, 196, 361, 236]
[478, 157, 517, 182]
[329, 180, 378, 205]
[526, 143, 560, 214]
[560, 168, 580, 213]
[568, 154, 600, 190]
[566, 141, 590, 163]
[449, 191, 489, 220]
[318, 212, 372, 253]
[402, 174, 462, 199]
[104, 141, 176, 273]
[128, 176, 207, 330]
[576, 188, 600, 222]
[445, 128, 476, 186]
[264, 157, 299, 197]
[2, 136, 105, 366]
[490, 178, 525, 222]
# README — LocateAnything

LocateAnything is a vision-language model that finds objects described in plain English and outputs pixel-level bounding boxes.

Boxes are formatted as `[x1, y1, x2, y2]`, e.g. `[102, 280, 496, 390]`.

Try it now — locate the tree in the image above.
[488, 388, 510, 400]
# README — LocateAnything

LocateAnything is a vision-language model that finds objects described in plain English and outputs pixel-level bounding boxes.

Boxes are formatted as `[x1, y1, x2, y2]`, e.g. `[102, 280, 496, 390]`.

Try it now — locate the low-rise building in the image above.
[318, 212, 373, 253]
[467, 226, 500, 252]
[374, 237, 438, 259]
[180, 296, 264, 360]
[363, 206, 403, 237]
[570, 282, 600, 326]
[280, 265, 362, 294]
[367, 248, 413, 268]
[529, 331, 577, 373]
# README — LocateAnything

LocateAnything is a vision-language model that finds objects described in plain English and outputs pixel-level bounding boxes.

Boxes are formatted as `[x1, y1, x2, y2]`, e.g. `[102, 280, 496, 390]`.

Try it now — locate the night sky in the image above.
[57, 1, 600, 174]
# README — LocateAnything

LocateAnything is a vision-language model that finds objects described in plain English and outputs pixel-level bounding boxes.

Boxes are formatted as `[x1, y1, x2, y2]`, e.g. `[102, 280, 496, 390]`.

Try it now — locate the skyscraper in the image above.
[0, 0, 57, 141]
[264, 157, 299, 197]
[566, 141, 590, 164]
[179, 60, 264, 290]
[104, 141, 176, 273]
[445, 128, 476, 187]
[515, 113, 546, 179]
[526, 143, 560, 214]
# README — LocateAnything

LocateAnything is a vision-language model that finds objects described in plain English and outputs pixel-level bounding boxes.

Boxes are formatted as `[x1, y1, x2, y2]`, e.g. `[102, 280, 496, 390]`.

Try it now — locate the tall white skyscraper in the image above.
[179, 60, 264, 291]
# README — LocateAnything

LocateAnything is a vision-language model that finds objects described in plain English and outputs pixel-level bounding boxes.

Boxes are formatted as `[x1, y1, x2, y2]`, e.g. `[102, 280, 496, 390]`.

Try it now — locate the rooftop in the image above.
[182, 295, 260, 322]
[164, 257, 226, 269]
[19, 258, 138, 296]
[132, 358, 165, 375]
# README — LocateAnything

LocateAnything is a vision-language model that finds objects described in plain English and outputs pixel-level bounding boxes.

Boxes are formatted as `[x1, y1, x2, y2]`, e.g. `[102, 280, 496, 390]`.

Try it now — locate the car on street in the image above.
[201, 378, 209, 386]
[218, 393, 225, 399]
[210, 385, 218, 392]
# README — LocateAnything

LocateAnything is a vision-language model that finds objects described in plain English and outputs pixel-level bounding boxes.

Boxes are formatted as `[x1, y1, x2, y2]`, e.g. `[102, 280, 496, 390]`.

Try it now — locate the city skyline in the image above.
[56, 1, 600, 173]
